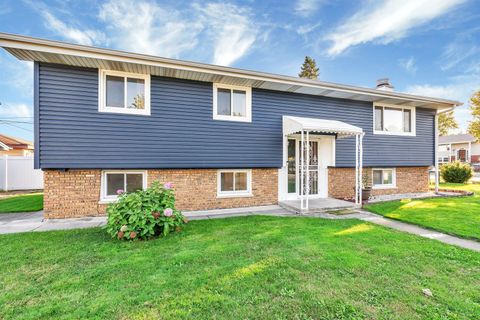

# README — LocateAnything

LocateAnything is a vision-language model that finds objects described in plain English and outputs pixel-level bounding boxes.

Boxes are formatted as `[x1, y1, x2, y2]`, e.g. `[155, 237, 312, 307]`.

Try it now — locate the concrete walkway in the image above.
[0, 207, 479, 252]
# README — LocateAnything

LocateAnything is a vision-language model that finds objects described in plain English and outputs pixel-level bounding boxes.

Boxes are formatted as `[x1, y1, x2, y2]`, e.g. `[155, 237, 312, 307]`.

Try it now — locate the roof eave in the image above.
[0, 32, 462, 110]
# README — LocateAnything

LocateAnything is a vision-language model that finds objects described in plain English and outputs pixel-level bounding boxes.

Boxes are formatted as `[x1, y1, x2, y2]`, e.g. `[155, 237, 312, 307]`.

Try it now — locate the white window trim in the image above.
[100, 170, 147, 203]
[373, 103, 416, 136]
[213, 83, 252, 122]
[98, 69, 151, 116]
[217, 169, 253, 198]
[372, 168, 397, 189]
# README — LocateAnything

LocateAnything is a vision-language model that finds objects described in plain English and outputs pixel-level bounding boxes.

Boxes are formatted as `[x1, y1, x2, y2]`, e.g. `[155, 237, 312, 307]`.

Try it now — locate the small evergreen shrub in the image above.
[440, 161, 473, 183]
[105, 181, 187, 240]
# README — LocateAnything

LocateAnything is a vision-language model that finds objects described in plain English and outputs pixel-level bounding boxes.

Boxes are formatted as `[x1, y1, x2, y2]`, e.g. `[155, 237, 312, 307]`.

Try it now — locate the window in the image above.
[101, 171, 147, 202]
[213, 84, 252, 122]
[217, 169, 252, 197]
[439, 145, 450, 152]
[372, 168, 396, 189]
[438, 156, 449, 163]
[374, 104, 415, 136]
[99, 70, 150, 115]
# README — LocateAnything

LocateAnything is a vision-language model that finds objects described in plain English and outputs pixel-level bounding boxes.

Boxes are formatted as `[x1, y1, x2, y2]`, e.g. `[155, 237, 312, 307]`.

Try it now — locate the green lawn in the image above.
[1, 216, 479, 319]
[0, 193, 43, 213]
[364, 183, 480, 240]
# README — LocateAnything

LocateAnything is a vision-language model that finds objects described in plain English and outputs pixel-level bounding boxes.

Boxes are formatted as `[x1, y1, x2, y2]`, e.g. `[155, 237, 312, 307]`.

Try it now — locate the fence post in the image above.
[3, 155, 8, 192]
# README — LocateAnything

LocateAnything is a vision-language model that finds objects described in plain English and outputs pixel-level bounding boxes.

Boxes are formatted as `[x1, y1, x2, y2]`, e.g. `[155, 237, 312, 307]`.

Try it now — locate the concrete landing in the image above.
[279, 197, 359, 214]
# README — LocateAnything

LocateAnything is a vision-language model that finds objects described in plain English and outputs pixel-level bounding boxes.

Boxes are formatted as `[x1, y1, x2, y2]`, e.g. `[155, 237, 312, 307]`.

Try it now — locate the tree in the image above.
[468, 90, 480, 140]
[438, 111, 458, 136]
[298, 56, 319, 80]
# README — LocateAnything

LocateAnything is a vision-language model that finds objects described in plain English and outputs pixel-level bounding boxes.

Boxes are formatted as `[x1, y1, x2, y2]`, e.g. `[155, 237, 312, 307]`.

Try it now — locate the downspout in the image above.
[434, 106, 457, 193]
[434, 113, 439, 194]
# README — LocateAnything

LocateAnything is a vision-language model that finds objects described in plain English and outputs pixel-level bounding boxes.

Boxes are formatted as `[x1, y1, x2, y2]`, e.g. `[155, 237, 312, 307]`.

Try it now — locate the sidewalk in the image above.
[0, 208, 479, 252]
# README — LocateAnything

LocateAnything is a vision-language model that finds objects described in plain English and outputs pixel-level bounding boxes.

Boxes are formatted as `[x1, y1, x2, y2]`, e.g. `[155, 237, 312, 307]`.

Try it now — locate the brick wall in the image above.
[328, 167, 430, 200]
[44, 168, 278, 218]
[44, 169, 106, 219]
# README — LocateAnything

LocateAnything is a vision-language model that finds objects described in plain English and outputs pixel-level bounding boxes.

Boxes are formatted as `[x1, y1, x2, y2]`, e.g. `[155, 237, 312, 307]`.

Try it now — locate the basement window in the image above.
[99, 70, 151, 115]
[372, 168, 396, 189]
[213, 84, 252, 122]
[217, 169, 252, 198]
[101, 170, 147, 202]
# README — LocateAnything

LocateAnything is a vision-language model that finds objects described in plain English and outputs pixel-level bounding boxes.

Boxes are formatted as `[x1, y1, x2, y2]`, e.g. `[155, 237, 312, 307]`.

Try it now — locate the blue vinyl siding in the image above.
[37, 63, 435, 169]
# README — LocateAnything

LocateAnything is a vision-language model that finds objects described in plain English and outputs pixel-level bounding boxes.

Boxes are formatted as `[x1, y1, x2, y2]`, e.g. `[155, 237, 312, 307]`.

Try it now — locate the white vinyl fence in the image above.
[0, 156, 44, 191]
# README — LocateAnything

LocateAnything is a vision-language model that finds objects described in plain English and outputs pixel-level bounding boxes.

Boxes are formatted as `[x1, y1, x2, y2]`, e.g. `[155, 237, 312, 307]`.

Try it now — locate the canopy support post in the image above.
[434, 113, 439, 193]
[359, 133, 363, 205]
[306, 130, 310, 211]
[300, 130, 305, 210]
[355, 134, 359, 205]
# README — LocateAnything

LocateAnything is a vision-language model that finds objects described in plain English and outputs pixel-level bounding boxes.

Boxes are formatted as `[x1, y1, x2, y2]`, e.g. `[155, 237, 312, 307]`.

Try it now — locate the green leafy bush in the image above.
[440, 161, 473, 183]
[105, 181, 186, 240]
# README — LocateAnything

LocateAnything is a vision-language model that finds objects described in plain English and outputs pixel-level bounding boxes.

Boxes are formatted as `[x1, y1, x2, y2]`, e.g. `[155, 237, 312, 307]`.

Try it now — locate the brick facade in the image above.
[328, 167, 430, 200]
[44, 168, 278, 218]
[44, 166, 429, 218]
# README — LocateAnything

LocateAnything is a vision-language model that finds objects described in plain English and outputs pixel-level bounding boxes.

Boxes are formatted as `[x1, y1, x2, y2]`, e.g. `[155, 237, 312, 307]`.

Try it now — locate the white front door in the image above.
[281, 135, 335, 200]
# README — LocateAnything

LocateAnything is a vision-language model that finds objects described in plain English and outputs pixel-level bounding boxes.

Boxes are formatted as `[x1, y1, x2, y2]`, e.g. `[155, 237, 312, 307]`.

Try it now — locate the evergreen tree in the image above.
[298, 56, 319, 79]
[438, 111, 458, 136]
[468, 90, 480, 140]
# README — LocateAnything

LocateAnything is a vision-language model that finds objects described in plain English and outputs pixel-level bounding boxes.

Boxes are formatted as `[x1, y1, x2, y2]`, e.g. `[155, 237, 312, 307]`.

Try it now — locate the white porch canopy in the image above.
[282, 116, 364, 210]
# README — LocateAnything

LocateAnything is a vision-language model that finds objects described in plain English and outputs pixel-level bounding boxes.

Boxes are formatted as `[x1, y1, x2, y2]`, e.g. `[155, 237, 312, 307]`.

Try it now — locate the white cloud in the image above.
[0, 103, 32, 118]
[194, 2, 258, 66]
[325, 0, 466, 56]
[441, 33, 480, 71]
[406, 74, 480, 131]
[43, 11, 104, 46]
[399, 56, 417, 75]
[99, 0, 202, 57]
[0, 53, 33, 97]
[295, 0, 322, 17]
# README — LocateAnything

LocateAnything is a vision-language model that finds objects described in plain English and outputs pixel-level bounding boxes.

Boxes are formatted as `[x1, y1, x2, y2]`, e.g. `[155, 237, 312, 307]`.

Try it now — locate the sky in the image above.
[0, 0, 479, 141]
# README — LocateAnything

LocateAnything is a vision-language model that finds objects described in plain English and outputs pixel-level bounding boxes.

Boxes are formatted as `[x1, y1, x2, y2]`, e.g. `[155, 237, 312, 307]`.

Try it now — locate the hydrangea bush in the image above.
[105, 181, 187, 240]
[440, 161, 473, 183]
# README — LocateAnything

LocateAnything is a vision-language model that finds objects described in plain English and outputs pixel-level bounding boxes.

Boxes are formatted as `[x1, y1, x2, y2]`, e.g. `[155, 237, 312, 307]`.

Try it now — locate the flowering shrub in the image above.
[105, 181, 187, 241]
[440, 161, 473, 183]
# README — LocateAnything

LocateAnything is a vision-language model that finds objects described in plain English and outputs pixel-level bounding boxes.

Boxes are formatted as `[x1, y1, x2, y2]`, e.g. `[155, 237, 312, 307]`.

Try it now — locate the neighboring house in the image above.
[438, 134, 480, 164]
[0, 134, 34, 156]
[0, 33, 461, 218]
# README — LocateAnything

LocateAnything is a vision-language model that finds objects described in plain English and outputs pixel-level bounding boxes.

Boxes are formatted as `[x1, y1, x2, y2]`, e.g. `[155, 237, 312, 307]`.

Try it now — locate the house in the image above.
[438, 133, 479, 164]
[0, 33, 461, 218]
[0, 134, 34, 156]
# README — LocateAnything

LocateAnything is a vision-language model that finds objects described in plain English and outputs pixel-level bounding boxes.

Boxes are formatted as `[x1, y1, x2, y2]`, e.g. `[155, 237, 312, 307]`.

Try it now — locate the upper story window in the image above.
[99, 70, 151, 115]
[213, 83, 252, 122]
[373, 104, 415, 136]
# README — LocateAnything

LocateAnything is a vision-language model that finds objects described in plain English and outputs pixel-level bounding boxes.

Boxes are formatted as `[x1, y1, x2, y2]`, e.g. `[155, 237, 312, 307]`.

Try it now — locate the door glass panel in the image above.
[287, 139, 296, 193]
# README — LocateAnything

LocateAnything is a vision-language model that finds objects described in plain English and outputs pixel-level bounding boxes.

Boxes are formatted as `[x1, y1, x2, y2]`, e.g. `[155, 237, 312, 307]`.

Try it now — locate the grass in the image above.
[0, 193, 43, 213]
[1, 216, 479, 319]
[364, 183, 480, 240]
